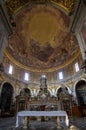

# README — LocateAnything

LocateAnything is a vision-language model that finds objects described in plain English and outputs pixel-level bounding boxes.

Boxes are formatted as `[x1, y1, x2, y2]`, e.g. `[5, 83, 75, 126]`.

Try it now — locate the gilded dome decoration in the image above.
[5, 0, 76, 15]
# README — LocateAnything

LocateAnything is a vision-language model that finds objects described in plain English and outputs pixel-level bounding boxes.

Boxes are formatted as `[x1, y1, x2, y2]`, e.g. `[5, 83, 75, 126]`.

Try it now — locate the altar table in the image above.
[16, 111, 69, 128]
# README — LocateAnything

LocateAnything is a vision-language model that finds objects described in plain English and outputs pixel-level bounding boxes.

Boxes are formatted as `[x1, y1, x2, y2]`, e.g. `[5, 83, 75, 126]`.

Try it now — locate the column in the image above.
[57, 116, 61, 129]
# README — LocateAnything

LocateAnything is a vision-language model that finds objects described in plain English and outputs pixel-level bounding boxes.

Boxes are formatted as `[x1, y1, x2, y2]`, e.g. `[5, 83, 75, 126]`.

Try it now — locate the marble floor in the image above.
[0, 117, 86, 130]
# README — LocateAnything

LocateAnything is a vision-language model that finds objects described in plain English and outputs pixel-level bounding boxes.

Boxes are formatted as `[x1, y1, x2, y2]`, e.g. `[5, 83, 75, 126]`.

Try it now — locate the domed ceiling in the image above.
[5, 1, 80, 72]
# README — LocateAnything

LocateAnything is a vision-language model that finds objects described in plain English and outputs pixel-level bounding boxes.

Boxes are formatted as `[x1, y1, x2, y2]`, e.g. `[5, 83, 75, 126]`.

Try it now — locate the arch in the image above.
[0, 81, 16, 103]
[0, 82, 13, 113]
[74, 78, 86, 103]
[50, 2, 69, 16]
[0, 81, 14, 95]
[56, 85, 61, 94]
[20, 87, 31, 97]
[75, 79, 86, 106]
[56, 83, 70, 95]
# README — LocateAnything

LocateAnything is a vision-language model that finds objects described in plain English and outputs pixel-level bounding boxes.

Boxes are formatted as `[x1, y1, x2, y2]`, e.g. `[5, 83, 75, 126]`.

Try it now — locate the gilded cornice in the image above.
[5, 49, 80, 73]
[5, 0, 77, 15]
[51, 0, 76, 14]
[5, 0, 30, 14]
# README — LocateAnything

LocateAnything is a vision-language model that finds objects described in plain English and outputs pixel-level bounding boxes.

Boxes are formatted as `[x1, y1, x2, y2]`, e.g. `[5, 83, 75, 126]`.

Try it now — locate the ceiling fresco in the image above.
[6, 4, 80, 72]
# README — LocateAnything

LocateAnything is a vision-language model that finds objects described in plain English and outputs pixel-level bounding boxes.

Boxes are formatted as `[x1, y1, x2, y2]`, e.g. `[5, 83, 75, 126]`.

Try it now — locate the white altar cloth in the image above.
[16, 111, 69, 127]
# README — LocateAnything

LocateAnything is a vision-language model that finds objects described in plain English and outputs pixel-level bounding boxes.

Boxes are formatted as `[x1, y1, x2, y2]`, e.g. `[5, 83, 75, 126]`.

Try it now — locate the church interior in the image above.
[0, 0, 86, 130]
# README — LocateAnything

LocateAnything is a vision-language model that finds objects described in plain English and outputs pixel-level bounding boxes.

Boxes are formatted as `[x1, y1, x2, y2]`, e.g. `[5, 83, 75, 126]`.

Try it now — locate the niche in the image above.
[0, 82, 13, 114]
[75, 80, 86, 106]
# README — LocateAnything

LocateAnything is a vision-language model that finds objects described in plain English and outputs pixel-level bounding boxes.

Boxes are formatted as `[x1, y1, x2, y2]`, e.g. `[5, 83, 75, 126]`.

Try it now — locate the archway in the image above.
[0, 82, 13, 113]
[75, 80, 86, 106]
[20, 88, 31, 98]
[57, 86, 72, 116]
[57, 86, 69, 99]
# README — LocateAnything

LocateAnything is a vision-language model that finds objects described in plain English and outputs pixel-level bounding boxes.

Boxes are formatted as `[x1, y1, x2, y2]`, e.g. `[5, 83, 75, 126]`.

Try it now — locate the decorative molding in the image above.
[51, 0, 76, 14]
[5, 49, 80, 72]
[5, 0, 30, 14]
[5, 0, 77, 15]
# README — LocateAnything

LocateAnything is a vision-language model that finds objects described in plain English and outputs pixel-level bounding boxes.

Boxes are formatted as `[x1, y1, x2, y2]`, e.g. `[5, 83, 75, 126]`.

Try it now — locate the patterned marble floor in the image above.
[0, 117, 86, 130]
[70, 117, 86, 130]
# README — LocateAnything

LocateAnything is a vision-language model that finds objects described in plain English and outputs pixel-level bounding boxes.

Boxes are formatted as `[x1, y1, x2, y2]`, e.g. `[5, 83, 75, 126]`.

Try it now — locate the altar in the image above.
[16, 110, 69, 129]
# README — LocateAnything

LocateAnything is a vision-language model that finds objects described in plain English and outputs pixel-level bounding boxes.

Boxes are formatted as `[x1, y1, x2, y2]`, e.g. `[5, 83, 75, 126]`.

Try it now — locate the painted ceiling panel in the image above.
[5, 2, 80, 72]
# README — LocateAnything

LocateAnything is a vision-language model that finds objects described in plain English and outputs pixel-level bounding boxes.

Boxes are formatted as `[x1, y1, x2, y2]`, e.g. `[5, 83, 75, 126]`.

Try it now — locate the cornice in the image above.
[5, 49, 80, 72]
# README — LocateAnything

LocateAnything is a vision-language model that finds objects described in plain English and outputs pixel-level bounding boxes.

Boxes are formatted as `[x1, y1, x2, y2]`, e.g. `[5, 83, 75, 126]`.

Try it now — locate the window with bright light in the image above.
[58, 71, 63, 79]
[8, 65, 13, 74]
[41, 74, 46, 79]
[75, 62, 79, 72]
[24, 72, 29, 81]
